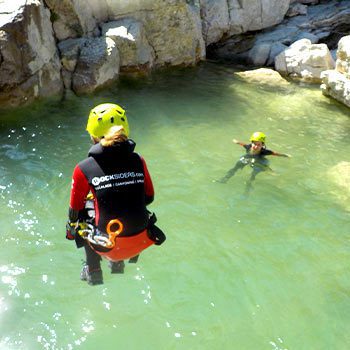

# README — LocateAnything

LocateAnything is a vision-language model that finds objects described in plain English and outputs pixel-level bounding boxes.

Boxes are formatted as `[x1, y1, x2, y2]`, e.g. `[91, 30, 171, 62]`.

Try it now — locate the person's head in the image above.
[86, 103, 129, 143]
[250, 131, 266, 153]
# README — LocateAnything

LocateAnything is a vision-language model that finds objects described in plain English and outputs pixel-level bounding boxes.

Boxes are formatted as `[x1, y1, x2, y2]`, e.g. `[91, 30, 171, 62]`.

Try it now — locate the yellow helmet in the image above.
[250, 131, 266, 143]
[86, 103, 130, 138]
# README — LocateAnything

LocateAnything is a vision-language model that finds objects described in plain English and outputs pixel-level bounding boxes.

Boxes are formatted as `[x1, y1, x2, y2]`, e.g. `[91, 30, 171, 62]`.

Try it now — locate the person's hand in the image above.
[66, 221, 77, 240]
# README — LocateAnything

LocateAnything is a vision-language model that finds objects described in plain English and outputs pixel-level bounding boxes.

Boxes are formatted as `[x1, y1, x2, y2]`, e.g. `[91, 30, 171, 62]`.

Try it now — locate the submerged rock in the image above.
[327, 161, 350, 210]
[235, 68, 290, 87]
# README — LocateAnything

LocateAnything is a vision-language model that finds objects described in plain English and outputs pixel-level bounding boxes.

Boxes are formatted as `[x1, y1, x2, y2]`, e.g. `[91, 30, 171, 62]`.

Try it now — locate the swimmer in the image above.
[217, 131, 290, 189]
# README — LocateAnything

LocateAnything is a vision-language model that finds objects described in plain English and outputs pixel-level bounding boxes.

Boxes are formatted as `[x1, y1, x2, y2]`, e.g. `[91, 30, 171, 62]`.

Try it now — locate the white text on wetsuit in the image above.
[92, 172, 144, 190]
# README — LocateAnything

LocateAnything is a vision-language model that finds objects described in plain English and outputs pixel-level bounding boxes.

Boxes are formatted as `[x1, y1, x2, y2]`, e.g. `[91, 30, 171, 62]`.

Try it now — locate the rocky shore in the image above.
[0, 0, 350, 108]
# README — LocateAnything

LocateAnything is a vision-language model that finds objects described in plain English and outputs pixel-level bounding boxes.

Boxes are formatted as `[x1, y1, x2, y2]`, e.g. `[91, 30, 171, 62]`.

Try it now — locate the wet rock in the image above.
[235, 68, 290, 87]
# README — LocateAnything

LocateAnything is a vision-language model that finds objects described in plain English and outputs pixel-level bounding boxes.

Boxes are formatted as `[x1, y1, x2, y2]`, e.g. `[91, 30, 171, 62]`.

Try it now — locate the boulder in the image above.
[321, 35, 350, 107]
[101, 19, 155, 73]
[321, 70, 350, 107]
[275, 39, 335, 82]
[235, 68, 290, 87]
[335, 35, 350, 78]
[72, 37, 120, 95]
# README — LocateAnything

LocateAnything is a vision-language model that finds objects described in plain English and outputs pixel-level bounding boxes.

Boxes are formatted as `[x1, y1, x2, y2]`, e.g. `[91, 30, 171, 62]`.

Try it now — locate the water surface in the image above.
[0, 62, 349, 350]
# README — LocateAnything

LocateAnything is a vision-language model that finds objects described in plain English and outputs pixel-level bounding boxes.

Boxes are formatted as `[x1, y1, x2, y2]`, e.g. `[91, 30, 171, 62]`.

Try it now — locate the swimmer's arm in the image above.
[232, 139, 247, 147]
[272, 151, 291, 157]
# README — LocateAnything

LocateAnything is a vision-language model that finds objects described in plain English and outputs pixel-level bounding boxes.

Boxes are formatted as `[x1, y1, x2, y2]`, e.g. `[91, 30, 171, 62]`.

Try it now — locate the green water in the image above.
[0, 62, 349, 350]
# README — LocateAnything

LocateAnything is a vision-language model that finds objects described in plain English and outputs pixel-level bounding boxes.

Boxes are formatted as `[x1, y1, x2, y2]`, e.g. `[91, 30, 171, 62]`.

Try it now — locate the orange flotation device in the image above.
[94, 228, 155, 261]
[77, 209, 165, 262]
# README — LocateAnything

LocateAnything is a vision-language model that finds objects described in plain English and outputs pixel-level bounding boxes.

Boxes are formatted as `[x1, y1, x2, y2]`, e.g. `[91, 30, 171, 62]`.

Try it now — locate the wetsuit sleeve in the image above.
[140, 156, 154, 205]
[69, 164, 90, 214]
[269, 149, 290, 157]
[262, 149, 274, 156]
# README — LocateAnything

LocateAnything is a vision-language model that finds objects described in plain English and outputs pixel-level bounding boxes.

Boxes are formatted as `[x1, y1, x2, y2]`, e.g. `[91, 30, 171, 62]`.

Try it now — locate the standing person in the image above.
[218, 131, 290, 189]
[66, 103, 165, 286]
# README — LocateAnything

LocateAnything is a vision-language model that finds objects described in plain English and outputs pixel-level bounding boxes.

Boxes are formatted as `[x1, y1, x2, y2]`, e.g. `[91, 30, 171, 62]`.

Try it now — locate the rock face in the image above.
[0, 0, 206, 107]
[0, 0, 63, 107]
[72, 37, 120, 95]
[275, 39, 335, 83]
[45, 0, 205, 68]
[200, 0, 290, 46]
[321, 36, 350, 107]
[101, 19, 155, 72]
[208, 0, 350, 68]
[1, 0, 350, 108]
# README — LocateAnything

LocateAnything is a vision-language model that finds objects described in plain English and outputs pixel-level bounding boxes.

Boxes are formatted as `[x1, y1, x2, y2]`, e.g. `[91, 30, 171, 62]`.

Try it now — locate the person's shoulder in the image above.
[77, 156, 93, 168]
[88, 143, 103, 157]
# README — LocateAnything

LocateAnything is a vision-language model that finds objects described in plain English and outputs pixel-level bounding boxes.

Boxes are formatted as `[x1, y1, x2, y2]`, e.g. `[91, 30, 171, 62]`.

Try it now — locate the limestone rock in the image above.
[321, 70, 350, 108]
[199, 0, 230, 46]
[320, 35, 350, 108]
[44, 0, 108, 40]
[101, 19, 155, 73]
[228, 0, 290, 35]
[335, 35, 350, 79]
[139, 2, 205, 66]
[275, 39, 335, 82]
[45, 0, 205, 68]
[72, 37, 120, 95]
[235, 68, 290, 87]
[0, 0, 63, 107]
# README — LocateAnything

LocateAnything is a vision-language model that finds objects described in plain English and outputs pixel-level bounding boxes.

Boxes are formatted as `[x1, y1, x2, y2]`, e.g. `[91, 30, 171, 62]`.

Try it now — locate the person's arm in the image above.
[140, 156, 154, 205]
[66, 165, 90, 240]
[232, 139, 247, 147]
[271, 151, 291, 157]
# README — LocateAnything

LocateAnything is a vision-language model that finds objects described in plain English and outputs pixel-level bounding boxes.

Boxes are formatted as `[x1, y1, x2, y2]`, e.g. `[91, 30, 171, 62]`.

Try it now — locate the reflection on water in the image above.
[0, 62, 349, 349]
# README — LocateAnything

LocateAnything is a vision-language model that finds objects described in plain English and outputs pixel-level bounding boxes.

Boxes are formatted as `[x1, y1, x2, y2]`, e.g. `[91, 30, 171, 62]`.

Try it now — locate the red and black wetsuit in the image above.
[69, 139, 154, 236]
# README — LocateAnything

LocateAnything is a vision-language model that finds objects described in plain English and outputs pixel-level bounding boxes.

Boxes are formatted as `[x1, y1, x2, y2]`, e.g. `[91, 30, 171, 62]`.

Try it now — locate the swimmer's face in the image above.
[251, 141, 263, 153]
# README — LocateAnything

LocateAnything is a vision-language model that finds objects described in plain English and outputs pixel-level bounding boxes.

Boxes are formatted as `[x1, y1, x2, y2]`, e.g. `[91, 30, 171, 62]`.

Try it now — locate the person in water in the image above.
[218, 131, 290, 187]
[66, 103, 165, 285]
